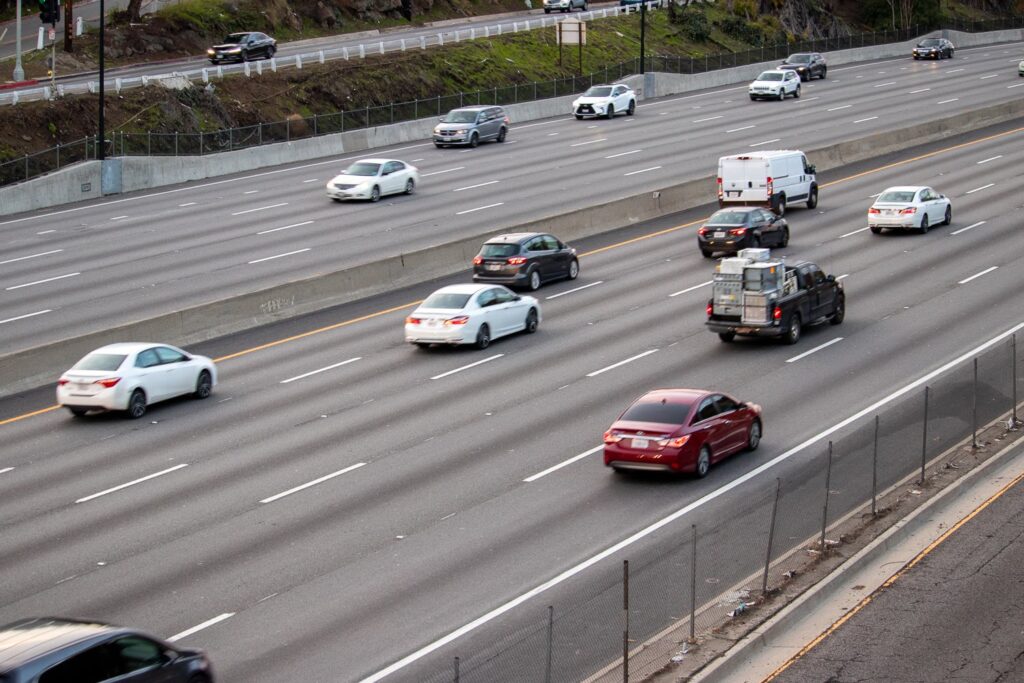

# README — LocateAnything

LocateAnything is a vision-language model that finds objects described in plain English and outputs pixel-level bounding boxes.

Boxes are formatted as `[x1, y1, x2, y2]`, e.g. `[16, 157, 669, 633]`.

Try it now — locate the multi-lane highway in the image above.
[1, 106, 1023, 681]
[2, 43, 1023, 360]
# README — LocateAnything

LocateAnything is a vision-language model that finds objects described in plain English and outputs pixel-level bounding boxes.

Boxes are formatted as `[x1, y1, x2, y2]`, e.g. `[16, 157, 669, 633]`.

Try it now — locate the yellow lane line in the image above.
[0, 404, 61, 427]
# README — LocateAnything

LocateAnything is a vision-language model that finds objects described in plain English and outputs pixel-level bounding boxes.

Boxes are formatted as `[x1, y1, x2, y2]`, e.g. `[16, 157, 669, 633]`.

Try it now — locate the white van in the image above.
[717, 150, 818, 215]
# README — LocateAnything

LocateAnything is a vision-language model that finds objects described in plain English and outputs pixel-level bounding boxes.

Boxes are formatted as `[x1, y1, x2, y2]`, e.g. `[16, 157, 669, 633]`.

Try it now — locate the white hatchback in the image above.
[405, 284, 541, 350]
[326, 159, 419, 202]
[749, 70, 801, 100]
[868, 186, 952, 234]
[56, 343, 217, 419]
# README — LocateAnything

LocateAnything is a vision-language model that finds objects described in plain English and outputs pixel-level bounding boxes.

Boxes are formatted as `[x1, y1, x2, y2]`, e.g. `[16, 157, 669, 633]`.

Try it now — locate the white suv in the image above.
[572, 84, 636, 119]
[749, 70, 801, 101]
[543, 0, 587, 11]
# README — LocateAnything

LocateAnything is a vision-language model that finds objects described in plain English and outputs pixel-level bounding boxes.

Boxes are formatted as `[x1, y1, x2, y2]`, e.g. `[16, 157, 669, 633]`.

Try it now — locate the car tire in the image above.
[331, 197, 343, 203]
[497, 127, 507, 142]
[774, 193, 786, 216]
[694, 446, 711, 478]
[126, 389, 147, 419]
[68, 407, 88, 417]
[567, 258, 580, 280]
[187, 675, 212, 683]
[943, 205, 952, 226]
[749, 94, 757, 101]
[414, 342, 431, 350]
[701, 248, 714, 258]
[475, 324, 491, 350]
[269, 46, 277, 58]
[370, 185, 381, 202]
[627, 100, 636, 115]
[747, 420, 762, 451]
[831, 293, 845, 325]
[194, 370, 213, 399]
[524, 308, 539, 333]
[581, 0, 588, 9]
[870, 226, 883, 234]
[405, 178, 415, 195]
[778, 89, 785, 101]
[919, 214, 929, 234]
[751, 234, 761, 249]
[544, 8, 551, 12]
[605, 104, 615, 119]
[575, 114, 584, 120]
[948, 50, 954, 58]
[780, 227, 790, 247]
[527, 268, 542, 291]
[783, 314, 801, 345]
[794, 85, 801, 98]
[469, 132, 479, 148]
[820, 66, 827, 79]
[718, 332, 735, 343]
[434, 142, 445, 148]
[806, 185, 818, 209]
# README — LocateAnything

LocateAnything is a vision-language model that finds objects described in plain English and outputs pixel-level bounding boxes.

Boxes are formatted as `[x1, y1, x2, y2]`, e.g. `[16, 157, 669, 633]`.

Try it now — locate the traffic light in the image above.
[39, 0, 59, 25]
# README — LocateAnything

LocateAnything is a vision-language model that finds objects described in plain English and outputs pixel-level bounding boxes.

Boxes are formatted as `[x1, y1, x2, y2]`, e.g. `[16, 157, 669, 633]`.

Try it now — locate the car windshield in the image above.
[441, 110, 479, 123]
[918, 39, 940, 47]
[877, 191, 916, 203]
[421, 292, 471, 309]
[222, 34, 247, 44]
[786, 54, 811, 63]
[620, 400, 693, 425]
[480, 243, 520, 258]
[344, 162, 380, 177]
[73, 353, 127, 371]
[584, 86, 613, 97]
[756, 72, 783, 81]
[707, 211, 749, 225]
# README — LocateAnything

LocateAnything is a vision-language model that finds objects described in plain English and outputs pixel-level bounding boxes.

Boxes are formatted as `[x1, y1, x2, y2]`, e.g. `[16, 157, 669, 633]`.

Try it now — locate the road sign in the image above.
[48, 27, 56, 41]
[556, 18, 586, 45]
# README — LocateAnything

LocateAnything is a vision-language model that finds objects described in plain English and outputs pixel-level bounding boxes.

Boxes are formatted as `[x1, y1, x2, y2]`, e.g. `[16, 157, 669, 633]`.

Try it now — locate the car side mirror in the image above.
[513, 295, 521, 302]
[806, 164, 816, 174]
[826, 274, 836, 282]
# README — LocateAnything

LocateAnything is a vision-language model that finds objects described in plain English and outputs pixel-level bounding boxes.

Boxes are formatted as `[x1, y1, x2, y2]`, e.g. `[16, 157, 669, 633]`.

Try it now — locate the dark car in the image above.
[603, 389, 762, 477]
[697, 207, 789, 258]
[778, 52, 827, 81]
[0, 617, 214, 683]
[207, 32, 276, 64]
[912, 38, 954, 59]
[472, 233, 579, 291]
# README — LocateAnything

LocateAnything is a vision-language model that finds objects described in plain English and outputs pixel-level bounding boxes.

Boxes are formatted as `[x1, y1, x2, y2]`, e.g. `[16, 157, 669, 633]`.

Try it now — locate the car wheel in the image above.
[820, 66, 827, 79]
[794, 85, 801, 98]
[194, 370, 213, 399]
[434, 142, 445, 148]
[187, 675, 212, 683]
[126, 389, 147, 419]
[774, 194, 786, 216]
[695, 446, 711, 478]
[605, 104, 615, 119]
[370, 185, 381, 202]
[581, 0, 588, 9]
[806, 185, 818, 209]
[527, 268, 542, 291]
[831, 293, 846, 325]
[331, 197, 343, 203]
[524, 308, 539, 333]
[701, 249, 714, 258]
[405, 178, 415, 195]
[497, 127, 507, 142]
[749, 94, 757, 101]
[269, 46, 277, 58]
[783, 314, 801, 345]
[870, 226, 883, 234]
[948, 50, 954, 58]
[751, 234, 761, 249]
[567, 258, 580, 280]
[68, 407, 88, 417]
[414, 342, 431, 350]
[780, 227, 790, 247]
[469, 132, 479, 148]
[777, 89, 785, 101]
[575, 114, 584, 120]
[544, 8, 551, 12]
[627, 99, 636, 115]
[747, 420, 762, 451]
[475, 324, 491, 350]
[241, 49, 250, 62]
[718, 332, 735, 343]
[919, 214, 929, 234]
[943, 205, 952, 226]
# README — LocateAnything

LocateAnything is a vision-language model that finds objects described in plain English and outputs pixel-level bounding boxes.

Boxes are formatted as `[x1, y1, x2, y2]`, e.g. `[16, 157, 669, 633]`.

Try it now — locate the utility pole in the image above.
[64, 0, 73, 53]
[98, 0, 105, 160]
[639, 0, 646, 74]
[13, 0, 25, 81]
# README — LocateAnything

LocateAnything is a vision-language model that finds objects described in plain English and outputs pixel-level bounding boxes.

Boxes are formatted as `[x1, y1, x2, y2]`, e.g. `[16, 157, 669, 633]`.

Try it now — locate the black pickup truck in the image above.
[706, 260, 845, 344]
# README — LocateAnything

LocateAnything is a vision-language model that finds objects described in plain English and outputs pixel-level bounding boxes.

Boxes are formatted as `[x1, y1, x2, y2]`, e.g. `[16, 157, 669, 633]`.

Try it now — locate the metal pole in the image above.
[872, 415, 879, 516]
[544, 605, 554, 683]
[98, 0, 105, 161]
[1013, 335, 1020, 427]
[639, 0, 646, 75]
[13, 0, 25, 81]
[689, 524, 697, 641]
[622, 560, 629, 682]
[762, 478, 781, 595]
[972, 358, 980, 449]
[820, 441, 833, 553]
[453, 656, 459, 683]
[921, 386, 930, 484]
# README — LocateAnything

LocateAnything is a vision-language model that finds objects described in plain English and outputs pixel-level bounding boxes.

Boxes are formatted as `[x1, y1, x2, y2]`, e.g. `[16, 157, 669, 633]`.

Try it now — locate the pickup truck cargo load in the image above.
[717, 150, 818, 216]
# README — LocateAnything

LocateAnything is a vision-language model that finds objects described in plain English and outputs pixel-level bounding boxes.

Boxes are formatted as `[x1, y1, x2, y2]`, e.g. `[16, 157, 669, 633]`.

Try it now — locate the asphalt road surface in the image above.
[1, 43, 1023, 357]
[1, 116, 1023, 680]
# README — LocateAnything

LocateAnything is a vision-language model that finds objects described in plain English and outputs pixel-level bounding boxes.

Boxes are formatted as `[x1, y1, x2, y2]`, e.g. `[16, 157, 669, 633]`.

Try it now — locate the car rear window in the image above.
[422, 293, 471, 309]
[621, 400, 693, 425]
[877, 191, 915, 203]
[584, 86, 613, 97]
[480, 243, 520, 258]
[707, 211, 749, 225]
[73, 353, 127, 371]
[757, 72, 783, 81]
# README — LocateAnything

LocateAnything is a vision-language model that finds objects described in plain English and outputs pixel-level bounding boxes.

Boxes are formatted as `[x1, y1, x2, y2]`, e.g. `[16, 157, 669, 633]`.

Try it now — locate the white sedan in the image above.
[405, 284, 541, 350]
[573, 84, 636, 119]
[748, 70, 801, 100]
[326, 158, 419, 202]
[868, 186, 952, 234]
[56, 343, 217, 419]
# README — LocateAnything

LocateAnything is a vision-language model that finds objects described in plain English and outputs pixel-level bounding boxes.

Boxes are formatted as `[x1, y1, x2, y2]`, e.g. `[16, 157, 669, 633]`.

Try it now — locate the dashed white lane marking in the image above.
[958, 266, 998, 285]
[247, 248, 310, 264]
[586, 349, 658, 378]
[726, 125, 755, 133]
[979, 74, 998, 80]
[178, 202, 196, 207]
[976, 156, 1002, 164]
[750, 138, 781, 147]
[945, 68, 965, 74]
[110, 216, 128, 221]
[453, 180, 500, 192]
[0, 309, 52, 325]
[36, 230, 56, 235]
[5, 272, 80, 290]
[840, 226, 870, 238]
[231, 202, 288, 216]
[75, 464, 189, 504]
[624, 166, 662, 176]
[796, 96, 820, 103]
[257, 220, 314, 235]
[1008, 83, 1024, 89]
[827, 104, 852, 111]
[908, 87, 931, 93]
[244, 190, 259, 194]
[280, 357, 362, 384]
[524, 445, 603, 482]
[786, 337, 844, 363]
[431, 354, 504, 380]
[951, 221, 986, 235]
[853, 116, 879, 123]
[873, 81, 896, 87]
[302, 178, 321, 183]
[966, 183, 995, 194]
[546, 281, 603, 300]
[260, 462, 366, 504]
[692, 116, 723, 123]
[421, 166, 465, 177]
[0, 467, 13, 475]
[570, 138, 608, 147]
[937, 97, 959, 104]
[605, 149, 643, 159]
[456, 202, 504, 215]
[669, 280, 712, 298]
[168, 614, 235, 643]
[0, 249, 62, 265]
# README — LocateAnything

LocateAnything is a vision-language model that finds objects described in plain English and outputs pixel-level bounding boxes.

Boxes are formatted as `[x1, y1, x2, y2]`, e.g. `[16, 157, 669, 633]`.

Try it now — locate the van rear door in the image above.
[720, 156, 769, 203]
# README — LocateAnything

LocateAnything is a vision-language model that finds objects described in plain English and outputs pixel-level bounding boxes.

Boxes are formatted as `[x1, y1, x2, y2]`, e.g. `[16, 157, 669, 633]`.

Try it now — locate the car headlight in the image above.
[207, 49, 215, 55]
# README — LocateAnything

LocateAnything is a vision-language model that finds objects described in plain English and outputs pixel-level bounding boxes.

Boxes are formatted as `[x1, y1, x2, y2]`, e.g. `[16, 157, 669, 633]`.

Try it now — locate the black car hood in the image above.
[212, 43, 244, 50]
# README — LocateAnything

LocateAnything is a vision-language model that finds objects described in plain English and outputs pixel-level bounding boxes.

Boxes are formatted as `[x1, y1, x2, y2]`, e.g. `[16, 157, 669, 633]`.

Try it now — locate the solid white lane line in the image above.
[726, 125, 755, 133]
[958, 266, 998, 285]
[168, 613, 235, 643]
[280, 357, 362, 384]
[853, 116, 879, 123]
[951, 221, 986, 235]
[786, 337, 844, 363]
[966, 183, 995, 194]
[840, 226, 870, 238]
[979, 74, 998, 80]
[260, 462, 366, 504]
[0, 309, 52, 325]
[360, 321, 1024, 683]
[302, 178, 321, 183]
[546, 281, 603, 300]
[605, 149, 643, 159]
[750, 139, 781, 147]
[421, 166, 465, 177]
[453, 180, 500, 192]
[75, 464, 189, 504]
[431, 354, 504, 380]
[110, 216, 128, 221]
[0, 467, 13, 475]
[624, 166, 662, 176]
[178, 202, 196, 207]
[456, 203, 504, 215]
[257, 220, 314, 235]
[908, 87, 931, 93]
[692, 116, 723, 123]
[873, 81, 896, 87]
[524, 445, 603, 482]
[0, 249, 63, 265]
[5, 272, 80, 291]
[937, 97, 959, 104]
[669, 280, 712, 298]
[570, 138, 608, 147]
[586, 349, 658, 378]
[231, 202, 288, 216]
[827, 104, 852, 111]
[247, 248, 310, 264]
[976, 156, 1002, 164]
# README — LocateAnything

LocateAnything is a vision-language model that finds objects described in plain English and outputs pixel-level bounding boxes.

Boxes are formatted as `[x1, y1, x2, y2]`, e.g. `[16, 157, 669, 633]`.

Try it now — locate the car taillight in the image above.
[767, 176, 774, 196]
[706, 302, 713, 316]
[444, 316, 470, 326]
[406, 316, 421, 325]
[472, 256, 483, 265]
[868, 208, 881, 214]
[603, 430, 622, 444]
[698, 228, 709, 236]
[507, 256, 527, 265]
[716, 177, 723, 198]
[57, 378, 69, 386]
[95, 377, 121, 388]
[658, 435, 690, 448]
[773, 306, 783, 321]
[900, 207, 917, 214]
[728, 228, 747, 236]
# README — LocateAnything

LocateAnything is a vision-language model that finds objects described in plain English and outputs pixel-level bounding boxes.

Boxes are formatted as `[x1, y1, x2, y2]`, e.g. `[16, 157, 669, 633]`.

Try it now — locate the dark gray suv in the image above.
[472, 232, 579, 291]
[433, 106, 509, 148]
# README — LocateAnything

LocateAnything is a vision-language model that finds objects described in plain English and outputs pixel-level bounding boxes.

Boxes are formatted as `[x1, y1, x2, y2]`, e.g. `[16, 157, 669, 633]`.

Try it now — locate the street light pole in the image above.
[13, 0, 25, 81]
[639, 0, 646, 74]
[98, 0, 105, 160]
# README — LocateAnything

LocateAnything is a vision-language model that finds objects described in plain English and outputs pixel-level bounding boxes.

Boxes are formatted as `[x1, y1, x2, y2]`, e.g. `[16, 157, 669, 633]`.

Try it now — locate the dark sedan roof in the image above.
[484, 232, 542, 244]
[0, 618, 125, 670]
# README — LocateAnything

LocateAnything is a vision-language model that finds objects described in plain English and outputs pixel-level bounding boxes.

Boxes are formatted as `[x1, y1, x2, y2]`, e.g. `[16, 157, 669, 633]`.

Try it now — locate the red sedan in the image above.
[603, 389, 762, 477]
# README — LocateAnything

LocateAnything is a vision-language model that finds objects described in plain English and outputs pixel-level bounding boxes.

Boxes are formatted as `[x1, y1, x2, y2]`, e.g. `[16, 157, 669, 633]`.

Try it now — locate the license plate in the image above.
[714, 231, 725, 238]
[427, 320, 439, 327]
[486, 263, 502, 271]
[75, 383, 89, 390]
[631, 438, 649, 449]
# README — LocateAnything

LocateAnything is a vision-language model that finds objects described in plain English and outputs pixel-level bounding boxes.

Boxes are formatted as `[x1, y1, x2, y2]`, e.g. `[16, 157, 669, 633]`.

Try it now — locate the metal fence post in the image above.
[762, 478, 781, 595]
[56, 142, 60, 169]
[148, 131, 151, 156]
[313, 113, 318, 137]
[972, 357, 980, 449]
[921, 386, 930, 484]
[689, 524, 697, 641]
[453, 656, 459, 683]
[545, 605, 554, 683]
[199, 132, 203, 156]
[872, 415, 879, 516]
[1013, 334, 1020, 428]
[174, 131, 178, 156]
[23, 154, 28, 181]
[622, 560, 629, 682]
[390, 102, 394, 125]
[820, 441, 833, 553]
